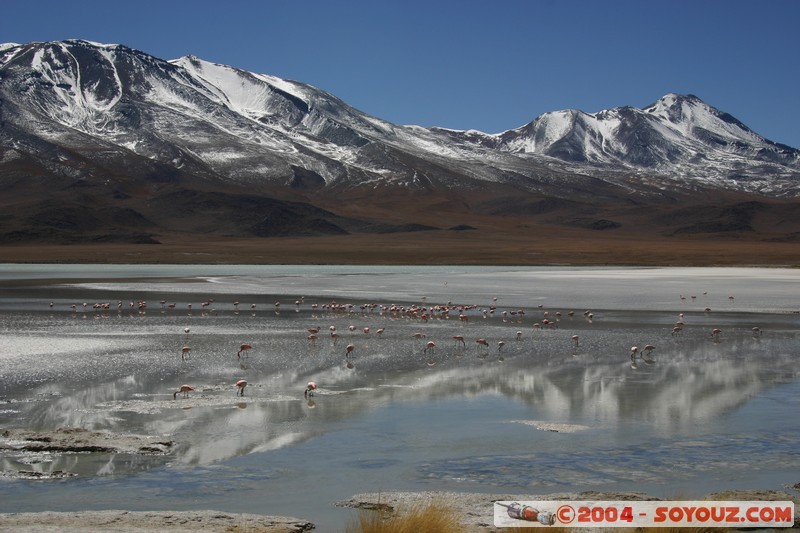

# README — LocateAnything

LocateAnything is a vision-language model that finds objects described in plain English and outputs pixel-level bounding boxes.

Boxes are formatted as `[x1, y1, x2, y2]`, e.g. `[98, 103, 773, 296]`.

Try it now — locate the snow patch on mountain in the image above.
[2, 40, 799, 198]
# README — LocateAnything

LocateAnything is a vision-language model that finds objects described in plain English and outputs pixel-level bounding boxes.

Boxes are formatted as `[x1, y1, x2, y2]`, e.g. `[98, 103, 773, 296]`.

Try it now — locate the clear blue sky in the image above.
[3, 0, 799, 147]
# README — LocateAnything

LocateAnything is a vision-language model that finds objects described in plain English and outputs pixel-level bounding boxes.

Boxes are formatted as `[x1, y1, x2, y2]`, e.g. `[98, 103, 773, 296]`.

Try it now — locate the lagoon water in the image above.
[0, 265, 798, 531]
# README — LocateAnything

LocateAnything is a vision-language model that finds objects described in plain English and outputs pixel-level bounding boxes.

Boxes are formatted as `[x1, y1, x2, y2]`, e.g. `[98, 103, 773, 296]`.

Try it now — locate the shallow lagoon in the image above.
[0, 265, 798, 530]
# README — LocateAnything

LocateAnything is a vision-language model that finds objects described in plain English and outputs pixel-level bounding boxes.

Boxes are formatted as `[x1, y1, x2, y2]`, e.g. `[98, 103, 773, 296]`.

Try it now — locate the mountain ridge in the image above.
[1, 39, 799, 257]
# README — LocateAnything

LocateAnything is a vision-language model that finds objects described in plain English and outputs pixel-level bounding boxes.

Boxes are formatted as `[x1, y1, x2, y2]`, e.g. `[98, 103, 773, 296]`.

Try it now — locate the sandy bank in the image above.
[0, 510, 313, 532]
[337, 490, 800, 532]
[0, 489, 797, 532]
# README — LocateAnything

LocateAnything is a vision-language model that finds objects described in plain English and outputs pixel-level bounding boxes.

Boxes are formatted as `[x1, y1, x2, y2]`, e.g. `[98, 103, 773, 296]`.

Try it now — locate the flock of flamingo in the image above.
[51, 291, 752, 401]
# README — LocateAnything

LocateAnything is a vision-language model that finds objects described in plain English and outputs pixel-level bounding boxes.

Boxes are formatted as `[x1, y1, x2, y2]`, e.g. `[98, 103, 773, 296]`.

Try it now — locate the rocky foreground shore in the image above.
[1, 489, 797, 532]
[0, 510, 313, 532]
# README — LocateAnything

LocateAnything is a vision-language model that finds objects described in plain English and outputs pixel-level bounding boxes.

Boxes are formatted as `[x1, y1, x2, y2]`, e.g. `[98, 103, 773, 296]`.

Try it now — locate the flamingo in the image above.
[237, 343, 252, 359]
[516, 331, 523, 341]
[711, 328, 722, 342]
[572, 335, 579, 348]
[346, 344, 355, 357]
[235, 379, 247, 396]
[475, 338, 489, 350]
[630, 346, 639, 362]
[376, 328, 385, 336]
[641, 344, 655, 356]
[497, 340, 505, 352]
[181, 346, 191, 361]
[423, 341, 436, 354]
[173, 384, 194, 399]
[752, 326, 762, 337]
[304, 381, 317, 398]
[452, 335, 466, 347]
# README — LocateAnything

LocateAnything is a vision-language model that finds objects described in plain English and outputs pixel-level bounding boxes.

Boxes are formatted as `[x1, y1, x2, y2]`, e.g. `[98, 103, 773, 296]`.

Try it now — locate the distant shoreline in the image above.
[0, 231, 798, 268]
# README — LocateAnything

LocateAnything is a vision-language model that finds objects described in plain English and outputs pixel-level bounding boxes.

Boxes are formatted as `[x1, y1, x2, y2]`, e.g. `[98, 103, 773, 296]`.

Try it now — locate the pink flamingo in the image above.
[237, 343, 252, 359]
[572, 335, 579, 348]
[235, 379, 247, 396]
[452, 335, 466, 347]
[173, 384, 194, 399]
[423, 341, 436, 354]
[181, 346, 191, 361]
[304, 381, 317, 398]
[630, 346, 639, 362]
[711, 328, 722, 342]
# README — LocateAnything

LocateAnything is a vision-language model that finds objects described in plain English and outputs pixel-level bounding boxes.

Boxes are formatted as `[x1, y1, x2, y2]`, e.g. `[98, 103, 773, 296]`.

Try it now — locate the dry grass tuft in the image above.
[503, 526, 732, 533]
[342, 500, 463, 533]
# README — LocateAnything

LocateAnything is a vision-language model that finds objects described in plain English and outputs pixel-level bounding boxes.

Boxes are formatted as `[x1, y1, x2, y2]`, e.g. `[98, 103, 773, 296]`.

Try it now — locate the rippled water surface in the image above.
[0, 265, 798, 530]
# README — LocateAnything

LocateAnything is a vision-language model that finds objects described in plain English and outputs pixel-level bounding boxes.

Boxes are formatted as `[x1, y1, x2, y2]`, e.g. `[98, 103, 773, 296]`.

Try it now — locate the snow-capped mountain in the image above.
[435, 94, 800, 197]
[1, 40, 799, 243]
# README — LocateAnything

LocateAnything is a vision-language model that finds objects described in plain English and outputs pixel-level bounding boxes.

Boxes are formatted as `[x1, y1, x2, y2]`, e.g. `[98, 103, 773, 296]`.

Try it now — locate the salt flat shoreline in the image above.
[1, 268, 798, 531]
[1, 490, 797, 532]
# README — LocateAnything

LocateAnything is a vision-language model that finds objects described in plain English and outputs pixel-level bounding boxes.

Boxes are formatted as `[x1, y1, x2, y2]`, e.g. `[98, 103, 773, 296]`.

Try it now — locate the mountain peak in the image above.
[0, 39, 798, 213]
